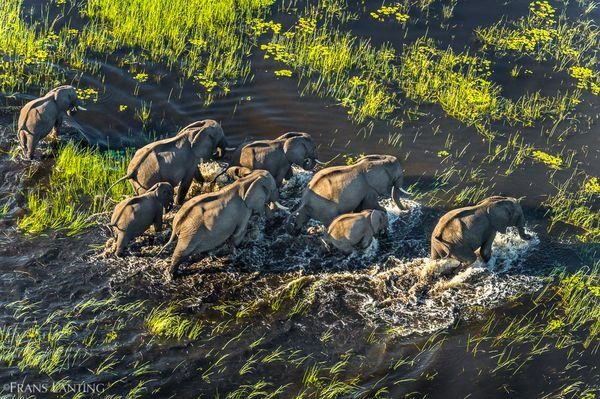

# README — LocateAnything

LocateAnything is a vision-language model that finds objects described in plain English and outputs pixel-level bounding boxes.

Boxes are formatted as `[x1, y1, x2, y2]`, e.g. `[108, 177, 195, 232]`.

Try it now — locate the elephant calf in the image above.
[18, 85, 86, 159]
[323, 210, 388, 254]
[225, 132, 324, 187]
[108, 182, 174, 256]
[431, 196, 532, 265]
[163, 170, 284, 279]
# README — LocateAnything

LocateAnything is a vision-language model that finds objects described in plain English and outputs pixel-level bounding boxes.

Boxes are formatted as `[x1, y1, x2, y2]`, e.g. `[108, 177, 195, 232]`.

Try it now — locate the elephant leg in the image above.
[18, 131, 27, 153]
[286, 206, 309, 234]
[277, 166, 292, 187]
[194, 168, 204, 184]
[480, 232, 496, 263]
[25, 135, 36, 160]
[450, 246, 478, 266]
[335, 241, 354, 255]
[231, 213, 251, 248]
[114, 232, 129, 256]
[168, 240, 194, 279]
[357, 191, 386, 213]
[358, 231, 374, 250]
[176, 173, 194, 205]
[153, 209, 163, 233]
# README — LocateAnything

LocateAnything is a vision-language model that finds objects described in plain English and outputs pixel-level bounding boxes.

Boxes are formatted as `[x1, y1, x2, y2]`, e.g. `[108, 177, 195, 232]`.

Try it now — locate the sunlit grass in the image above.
[82, 0, 274, 100]
[18, 142, 132, 236]
[476, 0, 599, 94]
[145, 305, 203, 340]
[546, 173, 600, 242]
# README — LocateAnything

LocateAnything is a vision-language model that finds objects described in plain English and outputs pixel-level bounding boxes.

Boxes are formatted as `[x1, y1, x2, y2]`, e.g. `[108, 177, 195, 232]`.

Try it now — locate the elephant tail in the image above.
[102, 174, 132, 209]
[156, 230, 177, 257]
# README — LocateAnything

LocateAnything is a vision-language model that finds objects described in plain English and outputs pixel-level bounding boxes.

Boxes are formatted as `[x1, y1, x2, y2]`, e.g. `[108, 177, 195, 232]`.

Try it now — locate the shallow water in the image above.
[0, 0, 599, 397]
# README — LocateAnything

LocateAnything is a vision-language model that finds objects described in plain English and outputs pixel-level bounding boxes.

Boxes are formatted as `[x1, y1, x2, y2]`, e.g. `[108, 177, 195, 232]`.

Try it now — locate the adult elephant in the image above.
[161, 170, 285, 279]
[431, 196, 532, 265]
[17, 85, 86, 159]
[108, 120, 232, 205]
[225, 132, 324, 187]
[286, 154, 410, 233]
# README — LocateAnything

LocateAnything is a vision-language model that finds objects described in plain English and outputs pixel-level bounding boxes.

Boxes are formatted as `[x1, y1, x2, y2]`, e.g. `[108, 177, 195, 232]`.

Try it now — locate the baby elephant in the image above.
[18, 85, 85, 159]
[323, 210, 388, 254]
[109, 182, 174, 256]
[431, 196, 531, 265]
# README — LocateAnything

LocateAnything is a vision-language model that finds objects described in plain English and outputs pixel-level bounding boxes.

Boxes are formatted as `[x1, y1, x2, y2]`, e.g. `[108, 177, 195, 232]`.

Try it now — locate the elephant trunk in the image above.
[516, 211, 530, 240]
[391, 179, 411, 211]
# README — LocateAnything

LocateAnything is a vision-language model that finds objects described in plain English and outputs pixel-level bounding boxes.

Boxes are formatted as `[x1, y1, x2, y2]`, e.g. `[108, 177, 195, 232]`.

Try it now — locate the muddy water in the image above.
[1, 0, 599, 397]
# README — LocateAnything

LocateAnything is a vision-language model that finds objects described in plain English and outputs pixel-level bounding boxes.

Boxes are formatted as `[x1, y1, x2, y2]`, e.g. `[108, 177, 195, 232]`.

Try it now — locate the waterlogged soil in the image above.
[0, 0, 599, 398]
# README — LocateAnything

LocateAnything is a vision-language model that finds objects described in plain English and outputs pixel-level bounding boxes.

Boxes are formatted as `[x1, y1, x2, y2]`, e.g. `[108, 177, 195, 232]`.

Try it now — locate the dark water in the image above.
[0, 0, 599, 397]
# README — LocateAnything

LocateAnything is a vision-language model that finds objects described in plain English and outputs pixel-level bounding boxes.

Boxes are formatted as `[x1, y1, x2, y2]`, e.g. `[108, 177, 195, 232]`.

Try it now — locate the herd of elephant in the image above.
[17, 85, 533, 280]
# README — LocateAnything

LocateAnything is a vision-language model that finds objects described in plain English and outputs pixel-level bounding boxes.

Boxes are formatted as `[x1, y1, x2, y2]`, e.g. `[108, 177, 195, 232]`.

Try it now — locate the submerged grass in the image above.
[18, 142, 132, 236]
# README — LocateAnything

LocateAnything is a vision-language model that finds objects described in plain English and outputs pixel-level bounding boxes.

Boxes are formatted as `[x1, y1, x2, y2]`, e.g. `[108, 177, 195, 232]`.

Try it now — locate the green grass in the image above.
[18, 142, 133, 236]
[476, 0, 600, 94]
[145, 305, 203, 340]
[545, 173, 600, 242]
[0, 0, 92, 93]
[261, 15, 397, 123]
[82, 0, 275, 101]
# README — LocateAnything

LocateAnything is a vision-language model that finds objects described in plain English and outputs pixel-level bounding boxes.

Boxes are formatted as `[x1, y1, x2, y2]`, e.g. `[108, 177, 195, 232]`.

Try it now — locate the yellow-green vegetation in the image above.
[397, 38, 581, 137]
[546, 174, 600, 242]
[0, 0, 90, 93]
[476, 0, 599, 94]
[531, 149, 563, 169]
[469, 263, 600, 373]
[145, 306, 203, 340]
[370, 4, 410, 23]
[260, 14, 397, 123]
[18, 142, 132, 236]
[82, 0, 275, 99]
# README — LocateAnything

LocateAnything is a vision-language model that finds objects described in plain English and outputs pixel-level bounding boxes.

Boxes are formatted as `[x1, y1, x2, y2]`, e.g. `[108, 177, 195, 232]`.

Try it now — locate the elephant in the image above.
[108, 182, 174, 256]
[108, 120, 233, 205]
[161, 170, 286, 279]
[17, 85, 86, 159]
[287, 154, 410, 233]
[322, 209, 388, 254]
[430, 196, 532, 265]
[225, 132, 324, 187]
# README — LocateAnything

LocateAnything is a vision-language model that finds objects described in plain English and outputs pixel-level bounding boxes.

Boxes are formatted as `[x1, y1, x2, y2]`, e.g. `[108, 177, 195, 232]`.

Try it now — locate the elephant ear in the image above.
[487, 200, 513, 234]
[243, 178, 269, 214]
[283, 136, 309, 165]
[370, 210, 387, 233]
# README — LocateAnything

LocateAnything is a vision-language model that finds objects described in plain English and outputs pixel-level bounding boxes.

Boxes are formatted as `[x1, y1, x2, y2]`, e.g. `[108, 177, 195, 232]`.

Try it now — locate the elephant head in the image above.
[51, 85, 85, 116]
[369, 209, 389, 236]
[226, 166, 253, 180]
[279, 132, 321, 170]
[184, 120, 230, 160]
[241, 171, 286, 215]
[484, 197, 531, 239]
[357, 155, 408, 210]
[148, 182, 174, 211]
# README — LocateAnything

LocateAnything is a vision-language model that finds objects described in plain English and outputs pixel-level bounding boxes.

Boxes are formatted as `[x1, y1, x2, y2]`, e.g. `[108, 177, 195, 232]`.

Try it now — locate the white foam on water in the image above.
[347, 228, 543, 336]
